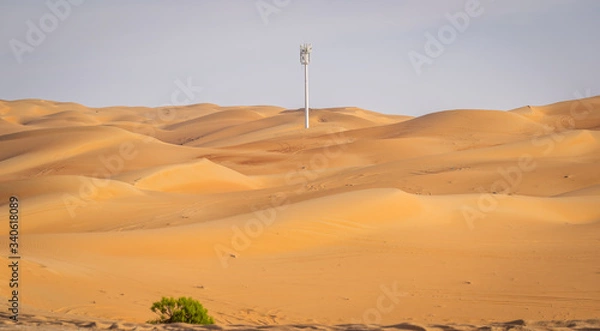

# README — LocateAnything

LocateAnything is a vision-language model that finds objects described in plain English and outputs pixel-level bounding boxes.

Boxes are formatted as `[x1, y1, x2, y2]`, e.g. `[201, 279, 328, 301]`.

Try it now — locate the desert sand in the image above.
[0, 96, 599, 329]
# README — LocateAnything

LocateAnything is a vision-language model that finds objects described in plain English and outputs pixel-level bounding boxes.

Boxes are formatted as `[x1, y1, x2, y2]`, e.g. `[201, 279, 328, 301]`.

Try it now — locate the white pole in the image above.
[304, 63, 309, 129]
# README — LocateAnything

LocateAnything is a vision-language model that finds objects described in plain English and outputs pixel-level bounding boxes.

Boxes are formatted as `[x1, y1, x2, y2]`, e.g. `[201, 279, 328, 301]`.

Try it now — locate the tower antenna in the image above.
[300, 43, 312, 129]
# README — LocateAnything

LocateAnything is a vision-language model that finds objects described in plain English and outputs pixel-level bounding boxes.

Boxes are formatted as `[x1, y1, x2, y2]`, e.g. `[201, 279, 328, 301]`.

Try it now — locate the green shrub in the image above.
[148, 296, 214, 325]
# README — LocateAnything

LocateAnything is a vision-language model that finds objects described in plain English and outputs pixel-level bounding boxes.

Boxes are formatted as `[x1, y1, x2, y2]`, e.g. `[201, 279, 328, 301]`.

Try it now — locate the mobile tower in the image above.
[300, 43, 312, 129]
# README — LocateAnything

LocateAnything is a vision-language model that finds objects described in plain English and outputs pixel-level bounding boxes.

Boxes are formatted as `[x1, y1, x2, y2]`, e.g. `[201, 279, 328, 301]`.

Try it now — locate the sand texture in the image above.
[0, 97, 599, 328]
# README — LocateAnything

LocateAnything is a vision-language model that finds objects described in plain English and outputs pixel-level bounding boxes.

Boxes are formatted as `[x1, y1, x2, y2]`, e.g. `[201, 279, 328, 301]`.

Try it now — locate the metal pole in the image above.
[304, 63, 309, 129]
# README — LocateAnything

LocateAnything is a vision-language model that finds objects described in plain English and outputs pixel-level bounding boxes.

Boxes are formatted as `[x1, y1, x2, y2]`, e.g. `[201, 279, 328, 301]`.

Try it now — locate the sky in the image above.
[1, 0, 599, 116]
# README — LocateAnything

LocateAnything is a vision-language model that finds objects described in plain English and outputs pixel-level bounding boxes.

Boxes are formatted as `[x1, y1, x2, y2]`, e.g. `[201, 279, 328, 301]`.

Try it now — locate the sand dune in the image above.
[0, 125, 207, 181]
[511, 96, 600, 130]
[22, 110, 102, 127]
[344, 109, 546, 152]
[131, 158, 263, 194]
[0, 96, 599, 328]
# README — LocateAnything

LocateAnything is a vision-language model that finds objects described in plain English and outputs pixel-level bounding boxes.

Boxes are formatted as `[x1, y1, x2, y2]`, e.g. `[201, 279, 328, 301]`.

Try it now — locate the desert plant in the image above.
[148, 296, 214, 325]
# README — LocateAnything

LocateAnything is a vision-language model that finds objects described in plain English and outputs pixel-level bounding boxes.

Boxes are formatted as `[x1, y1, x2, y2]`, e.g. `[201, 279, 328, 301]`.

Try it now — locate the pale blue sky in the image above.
[1, 0, 599, 116]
